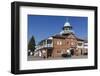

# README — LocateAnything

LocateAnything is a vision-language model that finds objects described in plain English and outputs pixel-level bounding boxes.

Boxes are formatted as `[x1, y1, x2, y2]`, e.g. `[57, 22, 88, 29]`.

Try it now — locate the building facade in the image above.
[34, 21, 88, 58]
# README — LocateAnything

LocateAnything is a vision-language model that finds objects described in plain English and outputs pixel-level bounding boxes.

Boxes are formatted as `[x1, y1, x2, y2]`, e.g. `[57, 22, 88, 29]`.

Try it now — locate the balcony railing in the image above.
[35, 43, 53, 51]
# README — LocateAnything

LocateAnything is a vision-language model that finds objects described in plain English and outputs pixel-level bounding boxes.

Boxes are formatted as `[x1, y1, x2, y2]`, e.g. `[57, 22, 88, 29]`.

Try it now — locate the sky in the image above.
[28, 15, 88, 45]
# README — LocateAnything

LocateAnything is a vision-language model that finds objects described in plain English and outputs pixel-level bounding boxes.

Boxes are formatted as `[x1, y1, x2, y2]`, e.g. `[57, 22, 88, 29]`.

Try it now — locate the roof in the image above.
[76, 38, 84, 41]
[52, 34, 66, 39]
[76, 37, 88, 42]
[37, 38, 53, 45]
[52, 34, 87, 42]
[52, 33, 75, 39]
[37, 33, 87, 45]
[64, 22, 71, 27]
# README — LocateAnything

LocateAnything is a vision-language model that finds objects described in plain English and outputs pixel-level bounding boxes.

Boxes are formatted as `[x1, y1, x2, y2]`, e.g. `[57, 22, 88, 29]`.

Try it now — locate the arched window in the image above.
[57, 41, 62, 45]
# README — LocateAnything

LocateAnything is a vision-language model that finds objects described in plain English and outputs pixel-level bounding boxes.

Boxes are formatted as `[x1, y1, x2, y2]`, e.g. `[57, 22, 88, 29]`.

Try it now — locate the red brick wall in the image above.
[52, 34, 77, 57]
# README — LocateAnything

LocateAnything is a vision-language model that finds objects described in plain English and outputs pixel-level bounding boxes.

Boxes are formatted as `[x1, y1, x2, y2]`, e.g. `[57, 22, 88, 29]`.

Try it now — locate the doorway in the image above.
[47, 49, 53, 58]
[70, 49, 74, 55]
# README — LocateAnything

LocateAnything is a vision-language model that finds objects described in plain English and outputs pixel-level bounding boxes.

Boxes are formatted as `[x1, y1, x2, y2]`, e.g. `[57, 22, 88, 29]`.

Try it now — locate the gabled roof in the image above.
[52, 34, 66, 39]
[52, 33, 87, 42]
[52, 33, 75, 39]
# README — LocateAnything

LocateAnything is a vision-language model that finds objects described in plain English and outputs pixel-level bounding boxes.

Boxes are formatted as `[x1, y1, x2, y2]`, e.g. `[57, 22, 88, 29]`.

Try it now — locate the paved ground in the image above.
[27, 55, 88, 61]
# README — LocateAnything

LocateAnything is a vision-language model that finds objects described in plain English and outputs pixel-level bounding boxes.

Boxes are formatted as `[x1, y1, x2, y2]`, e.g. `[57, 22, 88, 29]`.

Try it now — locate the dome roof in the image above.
[64, 22, 71, 27]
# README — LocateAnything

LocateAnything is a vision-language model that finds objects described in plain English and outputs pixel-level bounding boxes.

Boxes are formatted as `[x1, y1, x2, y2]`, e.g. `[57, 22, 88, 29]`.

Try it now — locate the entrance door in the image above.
[70, 49, 74, 55]
[47, 49, 52, 58]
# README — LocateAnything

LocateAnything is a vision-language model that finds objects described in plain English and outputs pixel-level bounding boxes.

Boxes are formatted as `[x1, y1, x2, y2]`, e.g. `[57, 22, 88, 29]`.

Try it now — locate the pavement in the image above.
[27, 55, 88, 61]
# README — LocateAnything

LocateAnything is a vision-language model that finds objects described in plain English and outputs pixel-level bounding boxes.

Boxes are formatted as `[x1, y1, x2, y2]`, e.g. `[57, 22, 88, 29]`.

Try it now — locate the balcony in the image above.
[44, 43, 53, 48]
[35, 43, 53, 50]
[35, 39, 53, 51]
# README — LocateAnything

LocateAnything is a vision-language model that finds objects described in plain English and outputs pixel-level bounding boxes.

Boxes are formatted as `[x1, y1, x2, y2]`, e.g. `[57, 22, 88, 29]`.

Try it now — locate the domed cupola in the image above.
[63, 22, 72, 30]
[60, 21, 74, 35]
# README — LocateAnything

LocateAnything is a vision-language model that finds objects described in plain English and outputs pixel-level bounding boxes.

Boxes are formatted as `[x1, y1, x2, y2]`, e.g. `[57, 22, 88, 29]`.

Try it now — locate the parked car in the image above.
[83, 52, 88, 55]
[61, 53, 71, 58]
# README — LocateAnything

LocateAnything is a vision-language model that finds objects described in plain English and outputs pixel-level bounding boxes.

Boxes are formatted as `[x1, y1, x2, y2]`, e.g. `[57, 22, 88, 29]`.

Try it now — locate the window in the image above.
[78, 43, 82, 46]
[84, 45, 87, 46]
[57, 41, 62, 45]
[71, 42, 74, 45]
[59, 41, 62, 45]
[47, 40, 52, 44]
[57, 41, 59, 45]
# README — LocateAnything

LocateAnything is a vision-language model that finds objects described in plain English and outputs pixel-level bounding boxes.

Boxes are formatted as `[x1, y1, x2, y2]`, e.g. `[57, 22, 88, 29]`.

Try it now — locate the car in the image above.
[61, 53, 71, 58]
[83, 52, 88, 55]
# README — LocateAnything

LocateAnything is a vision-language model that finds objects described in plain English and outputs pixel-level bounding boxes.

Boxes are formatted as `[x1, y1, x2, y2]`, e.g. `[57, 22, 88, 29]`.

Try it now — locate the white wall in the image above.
[0, 0, 99, 76]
